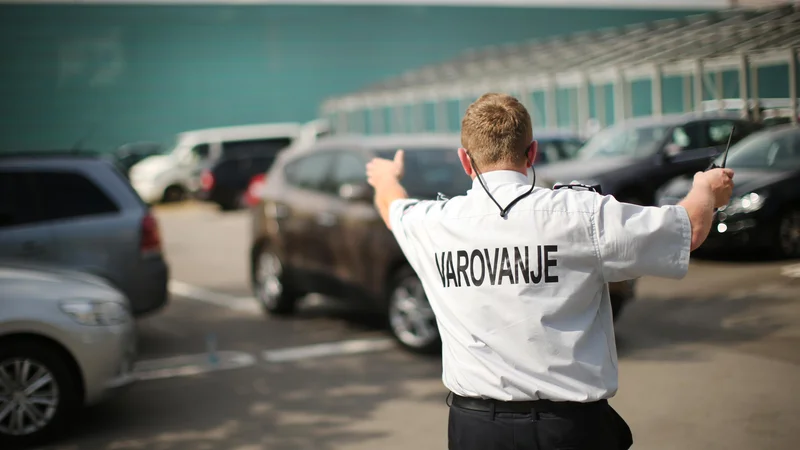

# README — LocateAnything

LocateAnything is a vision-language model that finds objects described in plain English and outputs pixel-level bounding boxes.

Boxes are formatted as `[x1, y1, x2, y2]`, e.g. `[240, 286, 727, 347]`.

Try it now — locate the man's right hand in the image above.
[693, 168, 734, 209]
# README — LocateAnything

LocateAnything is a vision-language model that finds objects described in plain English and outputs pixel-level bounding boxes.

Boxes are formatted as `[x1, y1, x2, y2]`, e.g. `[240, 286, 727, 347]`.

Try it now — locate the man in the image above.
[366, 93, 733, 450]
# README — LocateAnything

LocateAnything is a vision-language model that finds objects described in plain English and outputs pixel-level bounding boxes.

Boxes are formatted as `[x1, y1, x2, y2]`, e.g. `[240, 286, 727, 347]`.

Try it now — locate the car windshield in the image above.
[576, 123, 670, 159]
[376, 147, 471, 199]
[716, 129, 800, 170]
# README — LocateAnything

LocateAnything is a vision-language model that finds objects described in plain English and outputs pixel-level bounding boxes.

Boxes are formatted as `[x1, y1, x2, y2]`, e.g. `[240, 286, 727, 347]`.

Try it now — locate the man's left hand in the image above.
[367, 149, 404, 188]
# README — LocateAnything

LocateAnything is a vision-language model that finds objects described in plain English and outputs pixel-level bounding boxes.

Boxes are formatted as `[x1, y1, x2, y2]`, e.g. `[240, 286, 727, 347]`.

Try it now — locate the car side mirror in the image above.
[339, 182, 373, 203]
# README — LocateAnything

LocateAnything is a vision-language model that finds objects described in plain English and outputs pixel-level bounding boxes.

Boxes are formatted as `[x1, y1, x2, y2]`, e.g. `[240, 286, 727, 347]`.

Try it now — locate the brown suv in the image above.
[249, 134, 635, 353]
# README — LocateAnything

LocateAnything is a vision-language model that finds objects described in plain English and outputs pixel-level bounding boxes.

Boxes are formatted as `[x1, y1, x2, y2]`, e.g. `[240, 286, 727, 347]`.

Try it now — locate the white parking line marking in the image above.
[134, 351, 256, 381]
[262, 338, 396, 363]
[168, 280, 261, 314]
[780, 263, 800, 278]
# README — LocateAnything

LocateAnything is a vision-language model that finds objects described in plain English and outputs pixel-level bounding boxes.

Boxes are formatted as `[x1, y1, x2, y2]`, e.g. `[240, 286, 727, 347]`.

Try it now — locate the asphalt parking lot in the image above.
[40, 202, 800, 450]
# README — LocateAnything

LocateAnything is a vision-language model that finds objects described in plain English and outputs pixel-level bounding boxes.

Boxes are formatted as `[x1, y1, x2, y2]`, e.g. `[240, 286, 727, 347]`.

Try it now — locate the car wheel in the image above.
[387, 267, 441, 354]
[253, 249, 299, 315]
[777, 208, 800, 258]
[162, 185, 186, 203]
[0, 340, 80, 448]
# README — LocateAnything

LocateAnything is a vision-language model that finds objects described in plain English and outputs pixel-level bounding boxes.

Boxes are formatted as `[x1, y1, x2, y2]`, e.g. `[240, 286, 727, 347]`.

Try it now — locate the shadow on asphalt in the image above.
[614, 290, 792, 362]
[46, 303, 443, 450]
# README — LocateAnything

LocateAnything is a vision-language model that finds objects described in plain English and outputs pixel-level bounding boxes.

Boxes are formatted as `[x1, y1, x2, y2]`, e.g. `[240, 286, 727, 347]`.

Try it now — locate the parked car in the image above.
[249, 134, 636, 354]
[195, 152, 284, 211]
[241, 129, 584, 210]
[657, 125, 800, 257]
[129, 119, 330, 205]
[0, 152, 169, 316]
[0, 261, 137, 447]
[110, 142, 165, 176]
[535, 113, 762, 205]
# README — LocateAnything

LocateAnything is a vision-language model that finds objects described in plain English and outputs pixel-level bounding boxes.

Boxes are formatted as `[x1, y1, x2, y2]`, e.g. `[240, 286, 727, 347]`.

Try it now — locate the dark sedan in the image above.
[657, 125, 800, 258]
[534, 113, 761, 205]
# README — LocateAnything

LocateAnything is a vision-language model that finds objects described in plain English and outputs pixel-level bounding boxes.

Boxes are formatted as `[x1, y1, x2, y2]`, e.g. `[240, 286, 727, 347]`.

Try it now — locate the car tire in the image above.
[162, 185, 186, 203]
[776, 208, 800, 258]
[0, 339, 81, 448]
[387, 266, 441, 354]
[253, 248, 300, 316]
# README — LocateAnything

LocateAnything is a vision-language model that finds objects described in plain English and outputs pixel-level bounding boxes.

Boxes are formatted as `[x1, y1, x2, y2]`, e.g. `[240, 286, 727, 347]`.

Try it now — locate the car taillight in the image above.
[141, 211, 162, 256]
[201, 169, 214, 191]
[245, 174, 267, 207]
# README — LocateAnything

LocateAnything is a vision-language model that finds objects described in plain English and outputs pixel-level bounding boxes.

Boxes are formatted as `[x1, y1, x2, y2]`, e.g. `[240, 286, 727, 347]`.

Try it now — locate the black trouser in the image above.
[448, 394, 633, 450]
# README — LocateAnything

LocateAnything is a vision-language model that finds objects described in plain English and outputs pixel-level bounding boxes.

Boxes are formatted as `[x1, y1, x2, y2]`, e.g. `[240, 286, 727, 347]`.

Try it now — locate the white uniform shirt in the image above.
[388, 170, 692, 402]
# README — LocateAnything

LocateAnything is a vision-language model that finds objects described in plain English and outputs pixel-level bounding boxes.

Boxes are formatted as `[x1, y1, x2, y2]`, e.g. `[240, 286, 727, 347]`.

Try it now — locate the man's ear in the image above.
[458, 148, 475, 178]
[526, 141, 538, 168]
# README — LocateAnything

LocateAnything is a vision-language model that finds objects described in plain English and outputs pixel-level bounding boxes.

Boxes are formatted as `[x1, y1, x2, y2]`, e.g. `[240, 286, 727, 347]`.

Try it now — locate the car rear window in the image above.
[222, 138, 293, 158]
[376, 148, 471, 199]
[34, 171, 120, 221]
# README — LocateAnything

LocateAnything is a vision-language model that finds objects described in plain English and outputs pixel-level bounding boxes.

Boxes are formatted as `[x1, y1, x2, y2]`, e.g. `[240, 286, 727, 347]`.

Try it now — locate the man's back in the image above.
[366, 93, 732, 450]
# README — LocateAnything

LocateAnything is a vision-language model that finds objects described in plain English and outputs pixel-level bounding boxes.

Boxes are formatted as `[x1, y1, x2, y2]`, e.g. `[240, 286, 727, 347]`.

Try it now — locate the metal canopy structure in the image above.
[321, 3, 800, 134]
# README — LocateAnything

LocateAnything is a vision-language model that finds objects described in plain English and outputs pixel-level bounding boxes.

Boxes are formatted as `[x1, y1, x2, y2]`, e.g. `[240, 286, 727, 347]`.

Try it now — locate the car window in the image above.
[707, 120, 745, 147]
[667, 122, 704, 152]
[33, 171, 120, 222]
[222, 138, 292, 158]
[192, 144, 210, 160]
[559, 139, 584, 158]
[284, 153, 335, 192]
[0, 172, 40, 228]
[329, 152, 368, 191]
[717, 129, 800, 170]
[538, 141, 562, 164]
[376, 148, 470, 199]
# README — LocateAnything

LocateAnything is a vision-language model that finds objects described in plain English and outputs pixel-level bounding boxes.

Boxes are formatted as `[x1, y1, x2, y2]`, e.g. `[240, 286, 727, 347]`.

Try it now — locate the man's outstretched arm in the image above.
[366, 149, 409, 230]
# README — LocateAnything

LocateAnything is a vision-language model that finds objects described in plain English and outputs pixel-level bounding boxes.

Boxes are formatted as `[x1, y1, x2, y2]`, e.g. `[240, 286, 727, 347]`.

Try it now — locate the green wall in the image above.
[0, 4, 710, 152]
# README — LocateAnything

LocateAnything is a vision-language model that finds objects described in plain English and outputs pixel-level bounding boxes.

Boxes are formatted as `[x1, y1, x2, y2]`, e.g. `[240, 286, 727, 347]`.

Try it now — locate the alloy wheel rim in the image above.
[389, 277, 438, 348]
[779, 211, 800, 257]
[257, 252, 283, 308]
[0, 358, 60, 436]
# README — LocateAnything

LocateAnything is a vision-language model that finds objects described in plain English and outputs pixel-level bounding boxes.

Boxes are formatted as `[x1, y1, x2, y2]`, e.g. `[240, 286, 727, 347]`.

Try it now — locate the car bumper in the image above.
[701, 215, 772, 251]
[127, 256, 170, 317]
[74, 320, 138, 406]
[131, 180, 163, 204]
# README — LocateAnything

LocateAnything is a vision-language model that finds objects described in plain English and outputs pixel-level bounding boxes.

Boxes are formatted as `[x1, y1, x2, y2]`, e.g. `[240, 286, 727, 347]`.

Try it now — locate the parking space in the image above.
[38, 204, 800, 450]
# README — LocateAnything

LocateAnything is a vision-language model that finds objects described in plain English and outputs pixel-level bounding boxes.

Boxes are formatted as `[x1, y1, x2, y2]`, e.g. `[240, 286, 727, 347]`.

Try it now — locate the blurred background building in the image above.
[0, 0, 769, 152]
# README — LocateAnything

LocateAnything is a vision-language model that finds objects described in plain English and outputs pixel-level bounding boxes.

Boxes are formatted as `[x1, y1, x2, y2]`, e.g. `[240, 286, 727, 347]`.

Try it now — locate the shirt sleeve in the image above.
[593, 194, 692, 282]
[388, 198, 434, 270]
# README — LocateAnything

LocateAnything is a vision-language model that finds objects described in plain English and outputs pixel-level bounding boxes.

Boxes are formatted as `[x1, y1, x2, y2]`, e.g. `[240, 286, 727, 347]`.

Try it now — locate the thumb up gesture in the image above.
[366, 149, 405, 188]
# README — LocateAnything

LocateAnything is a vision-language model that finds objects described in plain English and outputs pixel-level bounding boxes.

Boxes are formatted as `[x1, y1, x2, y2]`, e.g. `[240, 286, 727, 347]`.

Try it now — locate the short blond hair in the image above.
[460, 93, 533, 168]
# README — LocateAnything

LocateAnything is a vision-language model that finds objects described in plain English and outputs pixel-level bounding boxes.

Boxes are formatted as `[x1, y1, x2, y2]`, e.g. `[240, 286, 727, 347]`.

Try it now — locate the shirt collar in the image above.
[471, 170, 530, 190]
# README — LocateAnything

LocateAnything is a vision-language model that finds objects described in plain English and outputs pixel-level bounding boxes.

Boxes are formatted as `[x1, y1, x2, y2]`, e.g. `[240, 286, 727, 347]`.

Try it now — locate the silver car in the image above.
[0, 262, 137, 447]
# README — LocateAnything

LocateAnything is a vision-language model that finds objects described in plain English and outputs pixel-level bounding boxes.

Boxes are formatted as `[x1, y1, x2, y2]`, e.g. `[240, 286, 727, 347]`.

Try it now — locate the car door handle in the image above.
[316, 212, 337, 227]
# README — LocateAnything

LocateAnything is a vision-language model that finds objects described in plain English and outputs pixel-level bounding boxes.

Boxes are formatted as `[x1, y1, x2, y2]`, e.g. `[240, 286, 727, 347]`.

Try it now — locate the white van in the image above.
[129, 119, 329, 204]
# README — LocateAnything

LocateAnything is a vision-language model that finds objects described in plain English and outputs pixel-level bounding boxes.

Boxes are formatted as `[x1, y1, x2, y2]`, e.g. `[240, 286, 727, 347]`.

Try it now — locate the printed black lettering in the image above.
[470, 249, 486, 286]
[446, 251, 459, 287]
[435, 252, 447, 288]
[544, 245, 559, 283]
[514, 246, 530, 284]
[456, 250, 470, 287]
[498, 247, 514, 285]
[530, 245, 543, 284]
[484, 248, 500, 286]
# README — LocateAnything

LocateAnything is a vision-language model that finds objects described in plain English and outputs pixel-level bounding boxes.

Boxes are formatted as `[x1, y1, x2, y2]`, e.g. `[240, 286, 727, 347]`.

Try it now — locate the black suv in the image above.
[536, 113, 762, 205]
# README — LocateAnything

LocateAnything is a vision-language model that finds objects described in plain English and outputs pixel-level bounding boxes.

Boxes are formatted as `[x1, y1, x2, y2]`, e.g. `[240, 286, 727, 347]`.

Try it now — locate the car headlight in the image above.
[719, 192, 766, 215]
[60, 300, 131, 326]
